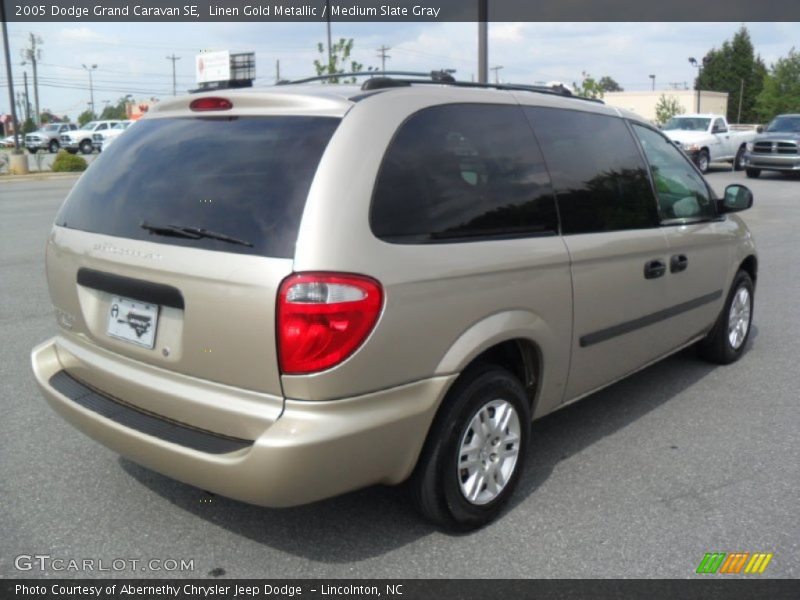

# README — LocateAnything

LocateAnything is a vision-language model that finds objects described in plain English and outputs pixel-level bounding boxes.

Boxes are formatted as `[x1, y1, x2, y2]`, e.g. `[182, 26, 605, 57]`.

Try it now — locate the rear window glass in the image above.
[56, 116, 340, 258]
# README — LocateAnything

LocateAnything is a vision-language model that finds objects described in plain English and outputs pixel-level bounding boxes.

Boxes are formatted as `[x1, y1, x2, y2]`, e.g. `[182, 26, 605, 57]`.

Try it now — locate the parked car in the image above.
[25, 122, 78, 154]
[60, 120, 120, 154]
[1, 134, 19, 148]
[742, 113, 800, 178]
[662, 114, 757, 173]
[92, 120, 133, 152]
[31, 78, 757, 531]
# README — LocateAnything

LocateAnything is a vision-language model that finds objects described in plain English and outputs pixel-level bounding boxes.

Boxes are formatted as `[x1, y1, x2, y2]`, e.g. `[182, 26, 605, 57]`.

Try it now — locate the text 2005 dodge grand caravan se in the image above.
[31, 75, 757, 530]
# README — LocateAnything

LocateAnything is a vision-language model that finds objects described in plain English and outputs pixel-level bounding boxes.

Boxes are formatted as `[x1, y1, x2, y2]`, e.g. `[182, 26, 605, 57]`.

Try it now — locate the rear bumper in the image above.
[743, 152, 800, 171]
[31, 337, 453, 507]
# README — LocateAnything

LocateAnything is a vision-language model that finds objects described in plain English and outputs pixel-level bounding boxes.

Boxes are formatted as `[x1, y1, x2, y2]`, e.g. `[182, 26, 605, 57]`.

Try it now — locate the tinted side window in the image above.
[523, 107, 658, 235]
[632, 124, 715, 221]
[371, 104, 557, 242]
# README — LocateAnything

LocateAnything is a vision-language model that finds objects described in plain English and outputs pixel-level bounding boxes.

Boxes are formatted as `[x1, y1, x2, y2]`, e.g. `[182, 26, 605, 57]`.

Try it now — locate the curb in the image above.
[0, 172, 82, 184]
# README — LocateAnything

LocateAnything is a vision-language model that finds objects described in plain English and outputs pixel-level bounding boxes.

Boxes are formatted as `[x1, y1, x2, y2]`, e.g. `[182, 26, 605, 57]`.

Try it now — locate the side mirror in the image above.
[756, 125, 764, 133]
[720, 184, 753, 213]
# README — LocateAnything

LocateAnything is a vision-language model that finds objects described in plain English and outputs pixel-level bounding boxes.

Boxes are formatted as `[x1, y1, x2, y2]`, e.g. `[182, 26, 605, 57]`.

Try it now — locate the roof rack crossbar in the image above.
[276, 71, 604, 104]
[279, 71, 450, 85]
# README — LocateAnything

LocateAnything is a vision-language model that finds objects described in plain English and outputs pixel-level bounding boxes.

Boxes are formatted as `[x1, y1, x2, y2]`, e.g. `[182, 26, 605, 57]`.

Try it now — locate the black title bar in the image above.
[5, 0, 800, 22]
[4, 579, 800, 600]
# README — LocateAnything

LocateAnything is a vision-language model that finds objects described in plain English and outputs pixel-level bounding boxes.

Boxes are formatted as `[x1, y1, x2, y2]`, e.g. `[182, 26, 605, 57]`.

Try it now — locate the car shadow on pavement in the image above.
[120, 344, 733, 564]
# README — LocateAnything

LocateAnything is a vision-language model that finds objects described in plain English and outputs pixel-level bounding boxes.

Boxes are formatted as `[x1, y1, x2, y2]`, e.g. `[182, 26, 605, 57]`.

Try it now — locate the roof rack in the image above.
[277, 71, 604, 104]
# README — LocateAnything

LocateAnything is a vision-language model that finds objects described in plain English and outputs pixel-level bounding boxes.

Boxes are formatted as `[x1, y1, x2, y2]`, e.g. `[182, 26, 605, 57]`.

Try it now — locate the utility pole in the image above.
[1, 1, 20, 149]
[275, 59, 281, 83]
[377, 45, 391, 73]
[23, 71, 31, 121]
[166, 54, 181, 96]
[490, 65, 503, 84]
[737, 78, 744, 124]
[649, 74, 656, 91]
[82, 64, 98, 115]
[21, 33, 42, 127]
[325, 0, 332, 66]
[478, 0, 488, 83]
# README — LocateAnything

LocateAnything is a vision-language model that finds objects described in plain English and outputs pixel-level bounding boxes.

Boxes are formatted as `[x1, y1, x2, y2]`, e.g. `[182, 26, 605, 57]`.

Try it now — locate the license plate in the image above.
[106, 295, 159, 349]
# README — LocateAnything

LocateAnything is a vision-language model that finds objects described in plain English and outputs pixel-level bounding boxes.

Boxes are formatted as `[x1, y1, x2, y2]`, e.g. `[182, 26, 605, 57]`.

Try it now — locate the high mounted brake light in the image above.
[189, 97, 233, 111]
[277, 273, 383, 374]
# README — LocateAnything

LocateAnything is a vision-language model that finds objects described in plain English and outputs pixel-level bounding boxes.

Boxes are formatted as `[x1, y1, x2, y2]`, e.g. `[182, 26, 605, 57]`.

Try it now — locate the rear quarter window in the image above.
[56, 116, 340, 258]
[371, 103, 557, 242]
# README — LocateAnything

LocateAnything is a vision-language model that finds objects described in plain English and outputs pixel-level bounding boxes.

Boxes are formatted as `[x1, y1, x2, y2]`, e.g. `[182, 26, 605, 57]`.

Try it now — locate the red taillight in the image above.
[277, 273, 383, 374]
[189, 97, 233, 112]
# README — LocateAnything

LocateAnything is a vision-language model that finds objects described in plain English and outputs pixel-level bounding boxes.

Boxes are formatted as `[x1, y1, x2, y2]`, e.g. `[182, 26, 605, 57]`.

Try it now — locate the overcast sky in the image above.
[2, 21, 799, 119]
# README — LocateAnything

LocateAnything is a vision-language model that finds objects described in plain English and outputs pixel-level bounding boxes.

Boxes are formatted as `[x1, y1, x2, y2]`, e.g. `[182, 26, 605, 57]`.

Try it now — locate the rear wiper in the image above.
[140, 221, 201, 239]
[140, 222, 253, 247]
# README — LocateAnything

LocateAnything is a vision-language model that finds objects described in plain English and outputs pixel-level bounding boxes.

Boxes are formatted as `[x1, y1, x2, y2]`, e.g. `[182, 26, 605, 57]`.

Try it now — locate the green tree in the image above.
[573, 72, 605, 99]
[598, 76, 623, 92]
[695, 26, 766, 123]
[313, 38, 374, 83]
[99, 97, 129, 121]
[21, 117, 37, 134]
[755, 48, 800, 121]
[655, 95, 685, 125]
[77, 109, 96, 127]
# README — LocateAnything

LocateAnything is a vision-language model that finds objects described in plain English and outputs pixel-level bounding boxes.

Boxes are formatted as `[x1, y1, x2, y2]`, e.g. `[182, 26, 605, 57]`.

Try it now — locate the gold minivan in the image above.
[31, 75, 757, 530]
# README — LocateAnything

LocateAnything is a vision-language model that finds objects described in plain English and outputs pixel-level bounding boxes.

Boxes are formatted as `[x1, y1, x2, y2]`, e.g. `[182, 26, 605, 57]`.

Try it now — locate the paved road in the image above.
[1, 171, 798, 579]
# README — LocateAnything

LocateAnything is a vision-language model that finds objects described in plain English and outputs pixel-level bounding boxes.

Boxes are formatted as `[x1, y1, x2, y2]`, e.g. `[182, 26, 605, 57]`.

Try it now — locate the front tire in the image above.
[698, 270, 754, 365]
[49, 140, 59, 153]
[410, 365, 530, 531]
[696, 150, 710, 173]
[746, 168, 761, 179]
[734, 146, 746, 171]
[80, 140, 93, 154]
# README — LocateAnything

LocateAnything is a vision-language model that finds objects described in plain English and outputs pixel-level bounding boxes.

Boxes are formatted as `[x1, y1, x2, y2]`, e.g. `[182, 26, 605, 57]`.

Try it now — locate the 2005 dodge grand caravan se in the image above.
[31, 75, 757, 530]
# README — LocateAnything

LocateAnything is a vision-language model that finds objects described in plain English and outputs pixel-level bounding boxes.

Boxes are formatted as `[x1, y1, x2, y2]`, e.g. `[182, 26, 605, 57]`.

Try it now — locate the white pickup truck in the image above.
[662, 114, 758, 173]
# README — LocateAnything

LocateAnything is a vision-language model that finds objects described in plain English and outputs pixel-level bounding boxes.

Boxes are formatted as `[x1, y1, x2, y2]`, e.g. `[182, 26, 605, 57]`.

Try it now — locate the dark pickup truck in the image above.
[743, 114, 800, 178]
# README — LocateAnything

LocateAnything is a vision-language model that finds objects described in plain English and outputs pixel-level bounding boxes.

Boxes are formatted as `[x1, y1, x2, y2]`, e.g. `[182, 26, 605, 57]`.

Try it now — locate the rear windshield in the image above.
[56, 116, 340, 258]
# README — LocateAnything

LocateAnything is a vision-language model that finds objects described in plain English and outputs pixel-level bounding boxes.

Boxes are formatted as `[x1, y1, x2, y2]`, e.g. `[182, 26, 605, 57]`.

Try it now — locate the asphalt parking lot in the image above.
[1, 168, 798, 579]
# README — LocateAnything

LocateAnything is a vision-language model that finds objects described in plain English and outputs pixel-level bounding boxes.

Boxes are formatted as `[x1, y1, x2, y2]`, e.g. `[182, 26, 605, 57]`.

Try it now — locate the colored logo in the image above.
[696, 552, 773, 574]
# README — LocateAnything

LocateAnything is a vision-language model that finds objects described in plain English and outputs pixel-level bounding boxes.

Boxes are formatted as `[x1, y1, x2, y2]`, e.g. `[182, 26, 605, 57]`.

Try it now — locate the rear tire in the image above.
[698, 270, 754, 365]
[746, 168, 761, 179]
[409, 364, 530, 531]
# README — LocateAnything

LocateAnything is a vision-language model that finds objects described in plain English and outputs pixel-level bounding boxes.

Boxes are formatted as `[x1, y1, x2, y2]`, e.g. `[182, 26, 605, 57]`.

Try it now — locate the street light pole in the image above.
[688, 57, 704, 113]
[82, 64, 98, 115]
[649, 74, 656, 91]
